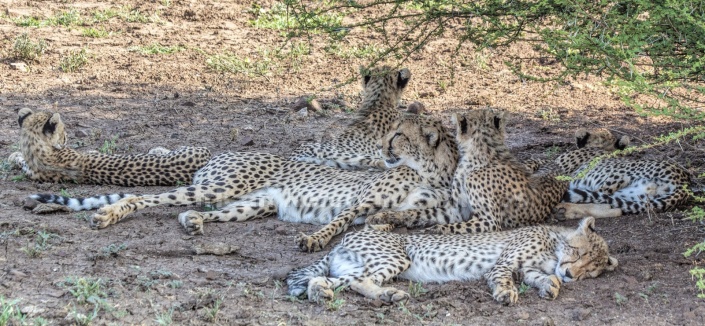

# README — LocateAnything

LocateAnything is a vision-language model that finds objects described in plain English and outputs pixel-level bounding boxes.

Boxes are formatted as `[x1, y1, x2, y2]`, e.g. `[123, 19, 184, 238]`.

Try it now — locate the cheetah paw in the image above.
[7, 152, 24, 168]
[538, 275, 561, 300]
[421, 224, 448, 235]
[90, 207, 122, 229]
[307, 278, 334, 303]
[378, 288, 410, 303]
[178, 210, 204, 235]
[492, 286, 519, 305]
[366, 211, 399, 225]
[296, 233, 327, 253]
[364, 223, 395, 232]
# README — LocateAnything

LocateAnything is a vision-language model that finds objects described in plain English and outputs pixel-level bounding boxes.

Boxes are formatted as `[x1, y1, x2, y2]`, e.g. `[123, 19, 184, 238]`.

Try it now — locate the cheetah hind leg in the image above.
[554, 203, 622, 220]
[349, 278, 409, 304]
[178, 195, 276, 235]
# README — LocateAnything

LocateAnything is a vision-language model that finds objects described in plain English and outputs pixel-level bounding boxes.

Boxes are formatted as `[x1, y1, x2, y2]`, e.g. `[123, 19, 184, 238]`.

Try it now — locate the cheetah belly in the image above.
[265, 188, 365, 226]
[400, 235, 507, 283]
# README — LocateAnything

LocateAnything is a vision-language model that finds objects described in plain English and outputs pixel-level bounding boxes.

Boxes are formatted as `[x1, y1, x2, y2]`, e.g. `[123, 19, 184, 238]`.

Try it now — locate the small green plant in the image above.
[121, 7, 159, 23]
[12, 33, 47, 62]
[689, 268, 705, 299]
[11, 174, 27, 182]
[536, 109, 561, 122]
[167, 280, 183, 289]
[99, 135, 119, 154]
[206, 53, 272, 77]
[614, 292, 628, 306]
[137, 276, 159, 291]
[0, 296, 23, 326]
[324, 286, 346, 311]
[204, 299, 222, 323]
[74, 212, 90, 222]
[545, 146, 561, 159]
[101, 243, 127, 257]
[51, 10, 83, 26]
[21, 230, 59, 258]
[60, 48, 89, 72]
[71, 305, 100, 326]
[33, 316, 49, 326]
[92, 8, 120, 22]
[59, 277, 106, 305]
[155, 307, 174, 326]
[60, 188, 72, 197]
[161, 0, 172, 7]
[517, 283, 531, 295]
[82, 27, 110, 38]
[150, 270, 173, 279]
[130, 43, 184, 55]
[408, 281, 428, 298]
[249, 2, 343, 35]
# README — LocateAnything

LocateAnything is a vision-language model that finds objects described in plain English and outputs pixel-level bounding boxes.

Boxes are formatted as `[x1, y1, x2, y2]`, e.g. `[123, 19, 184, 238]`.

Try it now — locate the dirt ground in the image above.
[1, 1, 705, 325]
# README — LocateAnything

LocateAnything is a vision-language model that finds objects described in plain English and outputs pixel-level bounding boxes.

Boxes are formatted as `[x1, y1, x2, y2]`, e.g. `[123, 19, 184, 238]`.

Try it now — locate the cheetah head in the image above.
[360, 65, 411, 104]
[18, 108, 67, 149]
[451, 109, 512, 161]
[575, 128, 630, 151]
[555, 217, 618, 283]
[379, 115, 456, 174]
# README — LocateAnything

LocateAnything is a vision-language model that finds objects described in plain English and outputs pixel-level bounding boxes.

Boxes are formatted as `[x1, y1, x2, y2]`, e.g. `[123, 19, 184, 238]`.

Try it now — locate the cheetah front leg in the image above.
[366, 206, 463, 228]
[296, 207, 365, 252]
[90, 182, 253, 229]
[178, 195, 276, 235]
[553, 202, 622, 220]
[424, 209, 501, 235]
[485, 264, 519, 305]
[521, 267, 562, 300]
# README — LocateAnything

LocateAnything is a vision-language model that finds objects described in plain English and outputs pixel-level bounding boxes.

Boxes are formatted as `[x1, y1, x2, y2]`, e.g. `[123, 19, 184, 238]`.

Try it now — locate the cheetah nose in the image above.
[565, 269, 573, 279]
[376, 144, 382, 150]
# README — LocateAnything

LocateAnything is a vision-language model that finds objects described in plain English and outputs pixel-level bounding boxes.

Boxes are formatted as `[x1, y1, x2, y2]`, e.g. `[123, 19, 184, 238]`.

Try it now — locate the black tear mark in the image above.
[459, 116, 468, 134]
[494, 116, 501, 129]
[576, 132, 590, 148]
[42, 119, 57, 135]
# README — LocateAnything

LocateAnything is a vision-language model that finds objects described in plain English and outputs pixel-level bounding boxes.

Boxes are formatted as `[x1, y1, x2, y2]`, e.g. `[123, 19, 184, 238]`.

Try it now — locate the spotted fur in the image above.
[88, 115, 460, 252]
[9, 108, 211, 187]
[368, 109, 621, 234]
[289, 66, 411, 170]
[558, 129, 691, 217]
[287, 217, 617, 305]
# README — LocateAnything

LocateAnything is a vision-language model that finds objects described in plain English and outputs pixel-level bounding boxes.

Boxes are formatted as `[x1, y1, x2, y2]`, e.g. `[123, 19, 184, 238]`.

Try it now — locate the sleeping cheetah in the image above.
[8, 108, 211, 186]
[367, 109, 623, 234]
[289, 66, 410, 170]
[557, 129, 691, 218]
[84, 114, 460, 251]
[287, 216, 618, 305]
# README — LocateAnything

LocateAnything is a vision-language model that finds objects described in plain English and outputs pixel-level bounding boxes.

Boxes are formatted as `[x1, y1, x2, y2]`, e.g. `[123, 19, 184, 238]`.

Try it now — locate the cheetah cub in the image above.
[289, 66, 411, 170]
[287, 216, 617, 305]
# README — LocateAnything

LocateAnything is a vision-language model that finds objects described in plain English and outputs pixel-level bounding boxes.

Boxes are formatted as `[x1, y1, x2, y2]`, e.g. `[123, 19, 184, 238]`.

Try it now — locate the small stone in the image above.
[269, 265, 295, 280]
[241, 137, 255, 146]
[191, 242, 239, 255]
[418, 91, 438, 98]
[205, 271, 219, 280]
[297, 107, 308, 118]
[74, 130, 89, 138]
[275, 225, 290, 235]
[406, 101, 426, 114]
[22, 197, 40, 210]
[571, 308, 592, 321]
[307, 99, 322, 112]
[10, 62, 29, 72]
[21, 305, 45, 317]
[9, 269, 28, 279]
[229, 128, 239, 141]
[181, 101, 196, 107]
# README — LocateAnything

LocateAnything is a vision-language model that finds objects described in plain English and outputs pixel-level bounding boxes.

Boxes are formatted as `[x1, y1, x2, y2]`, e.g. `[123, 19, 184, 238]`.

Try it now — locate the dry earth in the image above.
[1, 1, 704, 325]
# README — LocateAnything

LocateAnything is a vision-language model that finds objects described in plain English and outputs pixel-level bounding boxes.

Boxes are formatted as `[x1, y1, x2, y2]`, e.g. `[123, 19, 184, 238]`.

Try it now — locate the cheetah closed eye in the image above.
[287, 216, 618, 305]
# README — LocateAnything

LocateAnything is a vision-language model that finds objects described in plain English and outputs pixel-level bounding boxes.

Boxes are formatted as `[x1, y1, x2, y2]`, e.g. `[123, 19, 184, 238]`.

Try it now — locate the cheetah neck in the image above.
[353, 89, 402, 137]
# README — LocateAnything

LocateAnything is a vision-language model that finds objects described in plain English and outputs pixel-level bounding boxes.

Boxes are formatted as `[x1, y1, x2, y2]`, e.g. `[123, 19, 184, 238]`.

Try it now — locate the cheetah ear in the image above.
[42, 113, 62, 136]
[360, 65, 372, 86]
[578, 216, 596, 234]
[18, 108, 34, 127]
[615, 135, 630, 150]
[576, 129, 590, 148]
[606, 256, 618, 271]
[397, 68, 411, 89]
[453, 114, 468, 135]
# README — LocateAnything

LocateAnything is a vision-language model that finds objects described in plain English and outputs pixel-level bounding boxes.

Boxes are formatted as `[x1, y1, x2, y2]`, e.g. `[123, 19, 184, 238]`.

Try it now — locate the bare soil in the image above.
[1, 1, 704, 325]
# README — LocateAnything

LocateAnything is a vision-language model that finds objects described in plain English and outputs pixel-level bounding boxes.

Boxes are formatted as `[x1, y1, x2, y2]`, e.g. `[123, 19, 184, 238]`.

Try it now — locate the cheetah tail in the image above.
[28, 193, 135, 211]
[286, 255, 331, 297]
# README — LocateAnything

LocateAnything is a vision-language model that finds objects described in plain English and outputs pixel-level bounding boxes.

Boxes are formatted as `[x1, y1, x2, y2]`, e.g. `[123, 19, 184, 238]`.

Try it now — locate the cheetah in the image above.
[367, 109, 623, 234]
[289, 66, 410, 170]
[556, 129, 692, 219]
[287, 216, 618, 305]
[84, 114, 460, 251]
[7, 108, 211, 188]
